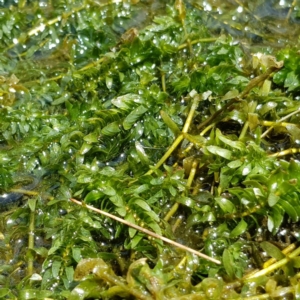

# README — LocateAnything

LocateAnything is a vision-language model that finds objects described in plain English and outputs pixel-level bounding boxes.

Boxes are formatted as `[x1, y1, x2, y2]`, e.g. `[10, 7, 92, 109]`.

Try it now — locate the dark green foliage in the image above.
[1, 0, 300, 299]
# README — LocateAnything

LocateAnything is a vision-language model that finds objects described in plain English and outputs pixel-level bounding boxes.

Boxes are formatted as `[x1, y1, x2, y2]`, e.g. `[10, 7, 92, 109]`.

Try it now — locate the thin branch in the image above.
[70, 198, 221, 264]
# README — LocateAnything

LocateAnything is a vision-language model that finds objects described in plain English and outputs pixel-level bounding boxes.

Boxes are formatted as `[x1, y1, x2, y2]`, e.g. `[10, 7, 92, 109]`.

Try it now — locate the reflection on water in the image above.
[188, 0, 300, 49]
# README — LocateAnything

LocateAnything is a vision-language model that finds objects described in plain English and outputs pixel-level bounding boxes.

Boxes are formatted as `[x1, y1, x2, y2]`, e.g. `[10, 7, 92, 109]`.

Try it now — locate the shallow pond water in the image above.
[1, 1, 300, 299]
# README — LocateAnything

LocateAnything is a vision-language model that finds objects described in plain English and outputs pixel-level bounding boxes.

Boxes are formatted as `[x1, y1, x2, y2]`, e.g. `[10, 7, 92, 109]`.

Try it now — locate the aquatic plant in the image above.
[1, 0, 300, 299]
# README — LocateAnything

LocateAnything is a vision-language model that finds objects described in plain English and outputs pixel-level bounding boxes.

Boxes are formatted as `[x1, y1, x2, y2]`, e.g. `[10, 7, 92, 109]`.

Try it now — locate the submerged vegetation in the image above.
[1, 0, 300, 299]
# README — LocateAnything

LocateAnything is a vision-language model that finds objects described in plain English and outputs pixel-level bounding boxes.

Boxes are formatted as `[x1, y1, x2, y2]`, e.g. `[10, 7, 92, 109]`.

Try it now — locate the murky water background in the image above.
[187, 0, 300, 50]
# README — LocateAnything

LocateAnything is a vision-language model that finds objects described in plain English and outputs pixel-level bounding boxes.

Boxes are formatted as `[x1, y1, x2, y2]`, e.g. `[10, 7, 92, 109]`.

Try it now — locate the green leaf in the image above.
[291, 257, 300, 268]
[48, 239, 62, 255]
[230, 219, 247, 238]
[132, 199, 151, 212]
[227, 159, 243, 169]
[248, 113, 259, 131]
[223, 249, 235, 280]
[0, 289, 10, 298]
[216, 129, 244, 150]
[85, 190, 102, 202]
[82, 216, 101, 228]
[148, 221, 162, 235]
[83, 132, 98, 143]
[101, 122, 121, 136]
[79, 142, 93, 155]
[241, 163, 252, 176]
[285, 71, 300, 91]
[221, 89, 239, 101]
[112, 94, 143, 109]
[52, 260, 62, 279]
[268, 206, 284, 233]
[110, 194, 124, 208]
[267, 192, 280, 207]
[125, 213, 137, 238]
[69, 279, 104, 300]
[106, 76, 113, 89]
[260, 241, 285, 261]
[65, 266, 74, 283]
[177, 196, 195, 208]
[72, 248, 82, 263]
[278, 199, 299, 222]
[215, 197, 236, 214]
[130, 233, 143, 249]
[206, 145, 232, 159]
[135, 141, 150, 165]
[77, 173, 93, 184]
[100, 185, 116, 196]
[133, 184, 149, 194]
[289, 160, 300, 177]
[187, 211, 216, 227]
[99, 166, 118, 176]
[52, 92, 70, 105]
[28, 198, 36, 212]
[295, 282, 300, 300]
[168, 185, 177, 196]
[123, 105, 148, 130]
[160, 110, 180, 135]
[130, 198, 160, 222]
[185, 133, 206, 146]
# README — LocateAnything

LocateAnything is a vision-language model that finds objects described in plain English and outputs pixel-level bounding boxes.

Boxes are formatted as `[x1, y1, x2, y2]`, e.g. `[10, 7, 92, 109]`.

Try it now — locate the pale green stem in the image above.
[164, 202, 179, 222]
[200, 123, 215, 136]
[27, 198, 37, 276]
[161, 72, 166, 93]
[164, 160, 198, 222]
[261, 107, 300, 138]
[268, 148, 300, 158]
[239, 101, 257, 140]
[145, 134, 184, 176]
[246, 245, 300, 279]
[182, 94, 201, 133]
[146, 93, 201, 175]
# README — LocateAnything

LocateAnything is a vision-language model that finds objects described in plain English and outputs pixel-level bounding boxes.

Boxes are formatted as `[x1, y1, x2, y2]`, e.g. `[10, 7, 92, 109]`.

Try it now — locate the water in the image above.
[188, 0, 300, 50]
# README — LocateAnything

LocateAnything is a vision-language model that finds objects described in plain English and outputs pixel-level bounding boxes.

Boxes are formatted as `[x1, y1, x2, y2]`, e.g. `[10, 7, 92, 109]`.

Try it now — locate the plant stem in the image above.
[27, 198, 37, 276]
[146, 93, 201, 175]
[268, 148, 300, 158]
[161, 72, 166, 93]
[239, 101, 257, 140]
[182, 94, 201, 133]
[164, 202, 179, 222]
[261, 107, 300, 138]
[246, 245, 300, 279]
[145, 134, 184, 176]
[164, 160, 198, 222]
[263, 243, 296, 268]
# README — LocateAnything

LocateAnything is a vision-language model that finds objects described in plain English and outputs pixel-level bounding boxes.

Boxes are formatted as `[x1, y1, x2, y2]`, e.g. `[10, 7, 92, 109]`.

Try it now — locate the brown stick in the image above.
[70, 198, 221, 264]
